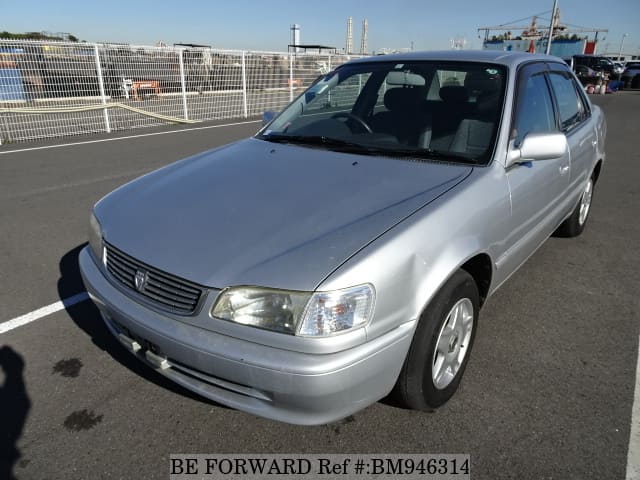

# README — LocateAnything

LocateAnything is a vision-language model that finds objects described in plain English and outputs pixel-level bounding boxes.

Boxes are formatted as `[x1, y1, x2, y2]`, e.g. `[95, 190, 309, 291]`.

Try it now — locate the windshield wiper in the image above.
[261, 135, 480, 164]
[372, 147, 480, 164]
[260, 134, 377, 154]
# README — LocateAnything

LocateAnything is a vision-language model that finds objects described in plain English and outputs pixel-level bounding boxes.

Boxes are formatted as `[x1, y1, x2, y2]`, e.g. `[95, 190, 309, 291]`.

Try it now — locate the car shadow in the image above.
[0, 346, 31, 480]
[58, 244, 227, 408]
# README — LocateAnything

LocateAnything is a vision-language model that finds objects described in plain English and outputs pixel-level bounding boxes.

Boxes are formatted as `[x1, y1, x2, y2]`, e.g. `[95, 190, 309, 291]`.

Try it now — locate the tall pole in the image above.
[618, 34, 628, 61]
[545, 0, 558, 55]
[346, 17, 353, 54]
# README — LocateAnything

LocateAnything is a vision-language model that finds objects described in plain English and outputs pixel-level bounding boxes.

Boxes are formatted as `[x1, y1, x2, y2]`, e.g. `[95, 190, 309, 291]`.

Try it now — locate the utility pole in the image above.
[545, 0, 558, 55]
[618, 33, 628, 61]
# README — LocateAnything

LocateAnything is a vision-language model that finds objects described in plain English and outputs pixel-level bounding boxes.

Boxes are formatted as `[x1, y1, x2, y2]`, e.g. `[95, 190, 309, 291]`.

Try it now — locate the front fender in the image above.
[318, 166, 510, 345]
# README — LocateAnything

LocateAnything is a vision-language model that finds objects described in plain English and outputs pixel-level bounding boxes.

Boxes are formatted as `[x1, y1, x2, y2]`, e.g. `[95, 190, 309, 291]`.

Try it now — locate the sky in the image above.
[2, 0, 639, 55]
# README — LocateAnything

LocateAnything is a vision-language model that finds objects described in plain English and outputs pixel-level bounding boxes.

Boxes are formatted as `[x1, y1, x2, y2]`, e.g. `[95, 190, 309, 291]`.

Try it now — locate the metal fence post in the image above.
[178, 49, 189, 120]
[289, 54, 294, 102]
[0, 115, 8, 145]
[241, 51, 248, 118]
[93, 44, 111, 133]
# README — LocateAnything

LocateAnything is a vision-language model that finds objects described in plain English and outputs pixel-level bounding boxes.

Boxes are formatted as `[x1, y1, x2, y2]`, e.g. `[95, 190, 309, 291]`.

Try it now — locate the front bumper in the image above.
[79, 246, 414, 425]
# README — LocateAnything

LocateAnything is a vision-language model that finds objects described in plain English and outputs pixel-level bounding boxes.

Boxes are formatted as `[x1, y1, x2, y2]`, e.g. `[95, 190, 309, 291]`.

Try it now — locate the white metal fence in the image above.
[0, 40, 360, 144]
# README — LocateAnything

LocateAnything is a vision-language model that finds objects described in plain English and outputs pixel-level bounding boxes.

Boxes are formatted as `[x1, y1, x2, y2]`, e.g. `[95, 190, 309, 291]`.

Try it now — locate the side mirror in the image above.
[506, 132, 568, 168]
[262, 111, 277, 126]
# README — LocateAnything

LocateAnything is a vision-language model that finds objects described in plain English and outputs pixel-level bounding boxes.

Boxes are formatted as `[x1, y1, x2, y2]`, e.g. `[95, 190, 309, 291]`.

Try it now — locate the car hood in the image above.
[96, 138, 472, 291]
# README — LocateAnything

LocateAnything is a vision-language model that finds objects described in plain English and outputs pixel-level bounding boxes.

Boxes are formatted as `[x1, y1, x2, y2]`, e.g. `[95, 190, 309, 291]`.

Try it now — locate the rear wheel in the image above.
[394, 270, 479, 410]
[554, 175, 594, 237]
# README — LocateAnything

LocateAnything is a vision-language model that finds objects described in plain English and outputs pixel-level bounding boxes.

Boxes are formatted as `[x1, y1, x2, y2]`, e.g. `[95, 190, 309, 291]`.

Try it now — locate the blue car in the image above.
[622, 62, 640, 88]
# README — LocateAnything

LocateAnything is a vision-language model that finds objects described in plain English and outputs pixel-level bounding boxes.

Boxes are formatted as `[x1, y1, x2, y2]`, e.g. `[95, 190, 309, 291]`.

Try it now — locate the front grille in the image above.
[104, 242, 203, 315]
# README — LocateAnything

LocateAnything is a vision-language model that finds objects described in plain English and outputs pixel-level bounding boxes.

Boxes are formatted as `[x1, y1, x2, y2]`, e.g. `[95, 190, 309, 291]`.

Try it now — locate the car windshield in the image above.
[256, 61, 507, 165]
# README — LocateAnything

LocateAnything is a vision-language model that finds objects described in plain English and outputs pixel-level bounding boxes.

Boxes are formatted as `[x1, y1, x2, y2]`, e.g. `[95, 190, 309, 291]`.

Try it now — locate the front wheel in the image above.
[394, 270, 479, 410]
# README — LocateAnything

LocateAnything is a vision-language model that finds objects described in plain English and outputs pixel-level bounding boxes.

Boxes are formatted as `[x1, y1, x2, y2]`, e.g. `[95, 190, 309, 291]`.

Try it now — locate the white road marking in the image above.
[627, 337, 640, 479]
[0, 119, 261, 156]
[0, 292, 89, 335]
[4, 168, 152, 200]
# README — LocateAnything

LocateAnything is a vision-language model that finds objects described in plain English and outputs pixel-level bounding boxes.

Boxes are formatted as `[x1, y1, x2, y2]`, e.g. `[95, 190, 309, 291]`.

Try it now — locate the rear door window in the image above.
[547, 72, 588, 132]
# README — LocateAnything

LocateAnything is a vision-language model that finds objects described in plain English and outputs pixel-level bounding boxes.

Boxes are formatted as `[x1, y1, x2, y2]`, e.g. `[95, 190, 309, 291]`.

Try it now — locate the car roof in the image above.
[345, 50, 565, 68]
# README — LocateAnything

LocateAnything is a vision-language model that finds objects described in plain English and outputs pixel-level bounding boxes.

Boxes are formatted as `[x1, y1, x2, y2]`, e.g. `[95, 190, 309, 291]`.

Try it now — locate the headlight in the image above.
[211, 284, 375, 336]
[212, 287, 311, 334]
[89, 211, 104, 263]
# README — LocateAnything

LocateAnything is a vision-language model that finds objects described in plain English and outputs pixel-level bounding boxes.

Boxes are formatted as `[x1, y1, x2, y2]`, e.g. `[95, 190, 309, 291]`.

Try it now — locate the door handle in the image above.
[559, 165, 570, 175]
[591, 140, 598, 147]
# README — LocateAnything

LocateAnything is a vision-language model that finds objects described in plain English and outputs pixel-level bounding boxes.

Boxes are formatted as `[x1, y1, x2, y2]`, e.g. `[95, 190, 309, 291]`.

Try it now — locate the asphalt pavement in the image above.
[0, 93, 639, 480]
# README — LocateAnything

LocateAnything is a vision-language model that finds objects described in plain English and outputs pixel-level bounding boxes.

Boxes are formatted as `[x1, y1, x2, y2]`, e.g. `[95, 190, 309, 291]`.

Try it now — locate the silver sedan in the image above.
[80, 50, 606, 425]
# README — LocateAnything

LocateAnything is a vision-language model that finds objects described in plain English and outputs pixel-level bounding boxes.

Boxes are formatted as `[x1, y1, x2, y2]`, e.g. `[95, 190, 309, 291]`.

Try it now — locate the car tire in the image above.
[554, 175, 595, 238]
[394, 269, 479, 411]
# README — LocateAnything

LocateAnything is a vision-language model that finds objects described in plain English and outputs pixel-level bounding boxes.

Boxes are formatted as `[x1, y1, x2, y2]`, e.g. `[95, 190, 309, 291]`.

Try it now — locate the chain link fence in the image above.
[0, 40, 360, 144]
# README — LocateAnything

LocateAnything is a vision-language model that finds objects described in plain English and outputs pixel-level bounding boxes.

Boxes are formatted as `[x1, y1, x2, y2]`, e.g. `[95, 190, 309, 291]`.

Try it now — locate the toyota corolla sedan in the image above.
[80, 51, 606, 425]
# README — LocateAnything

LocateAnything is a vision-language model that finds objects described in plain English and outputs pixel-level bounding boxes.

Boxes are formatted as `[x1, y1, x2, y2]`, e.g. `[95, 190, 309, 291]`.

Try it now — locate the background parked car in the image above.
[574, 64, 600, 80]
[622, 62, 640, 89]
[613, 62, 625, 76]
[573, 54, 618, 77]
